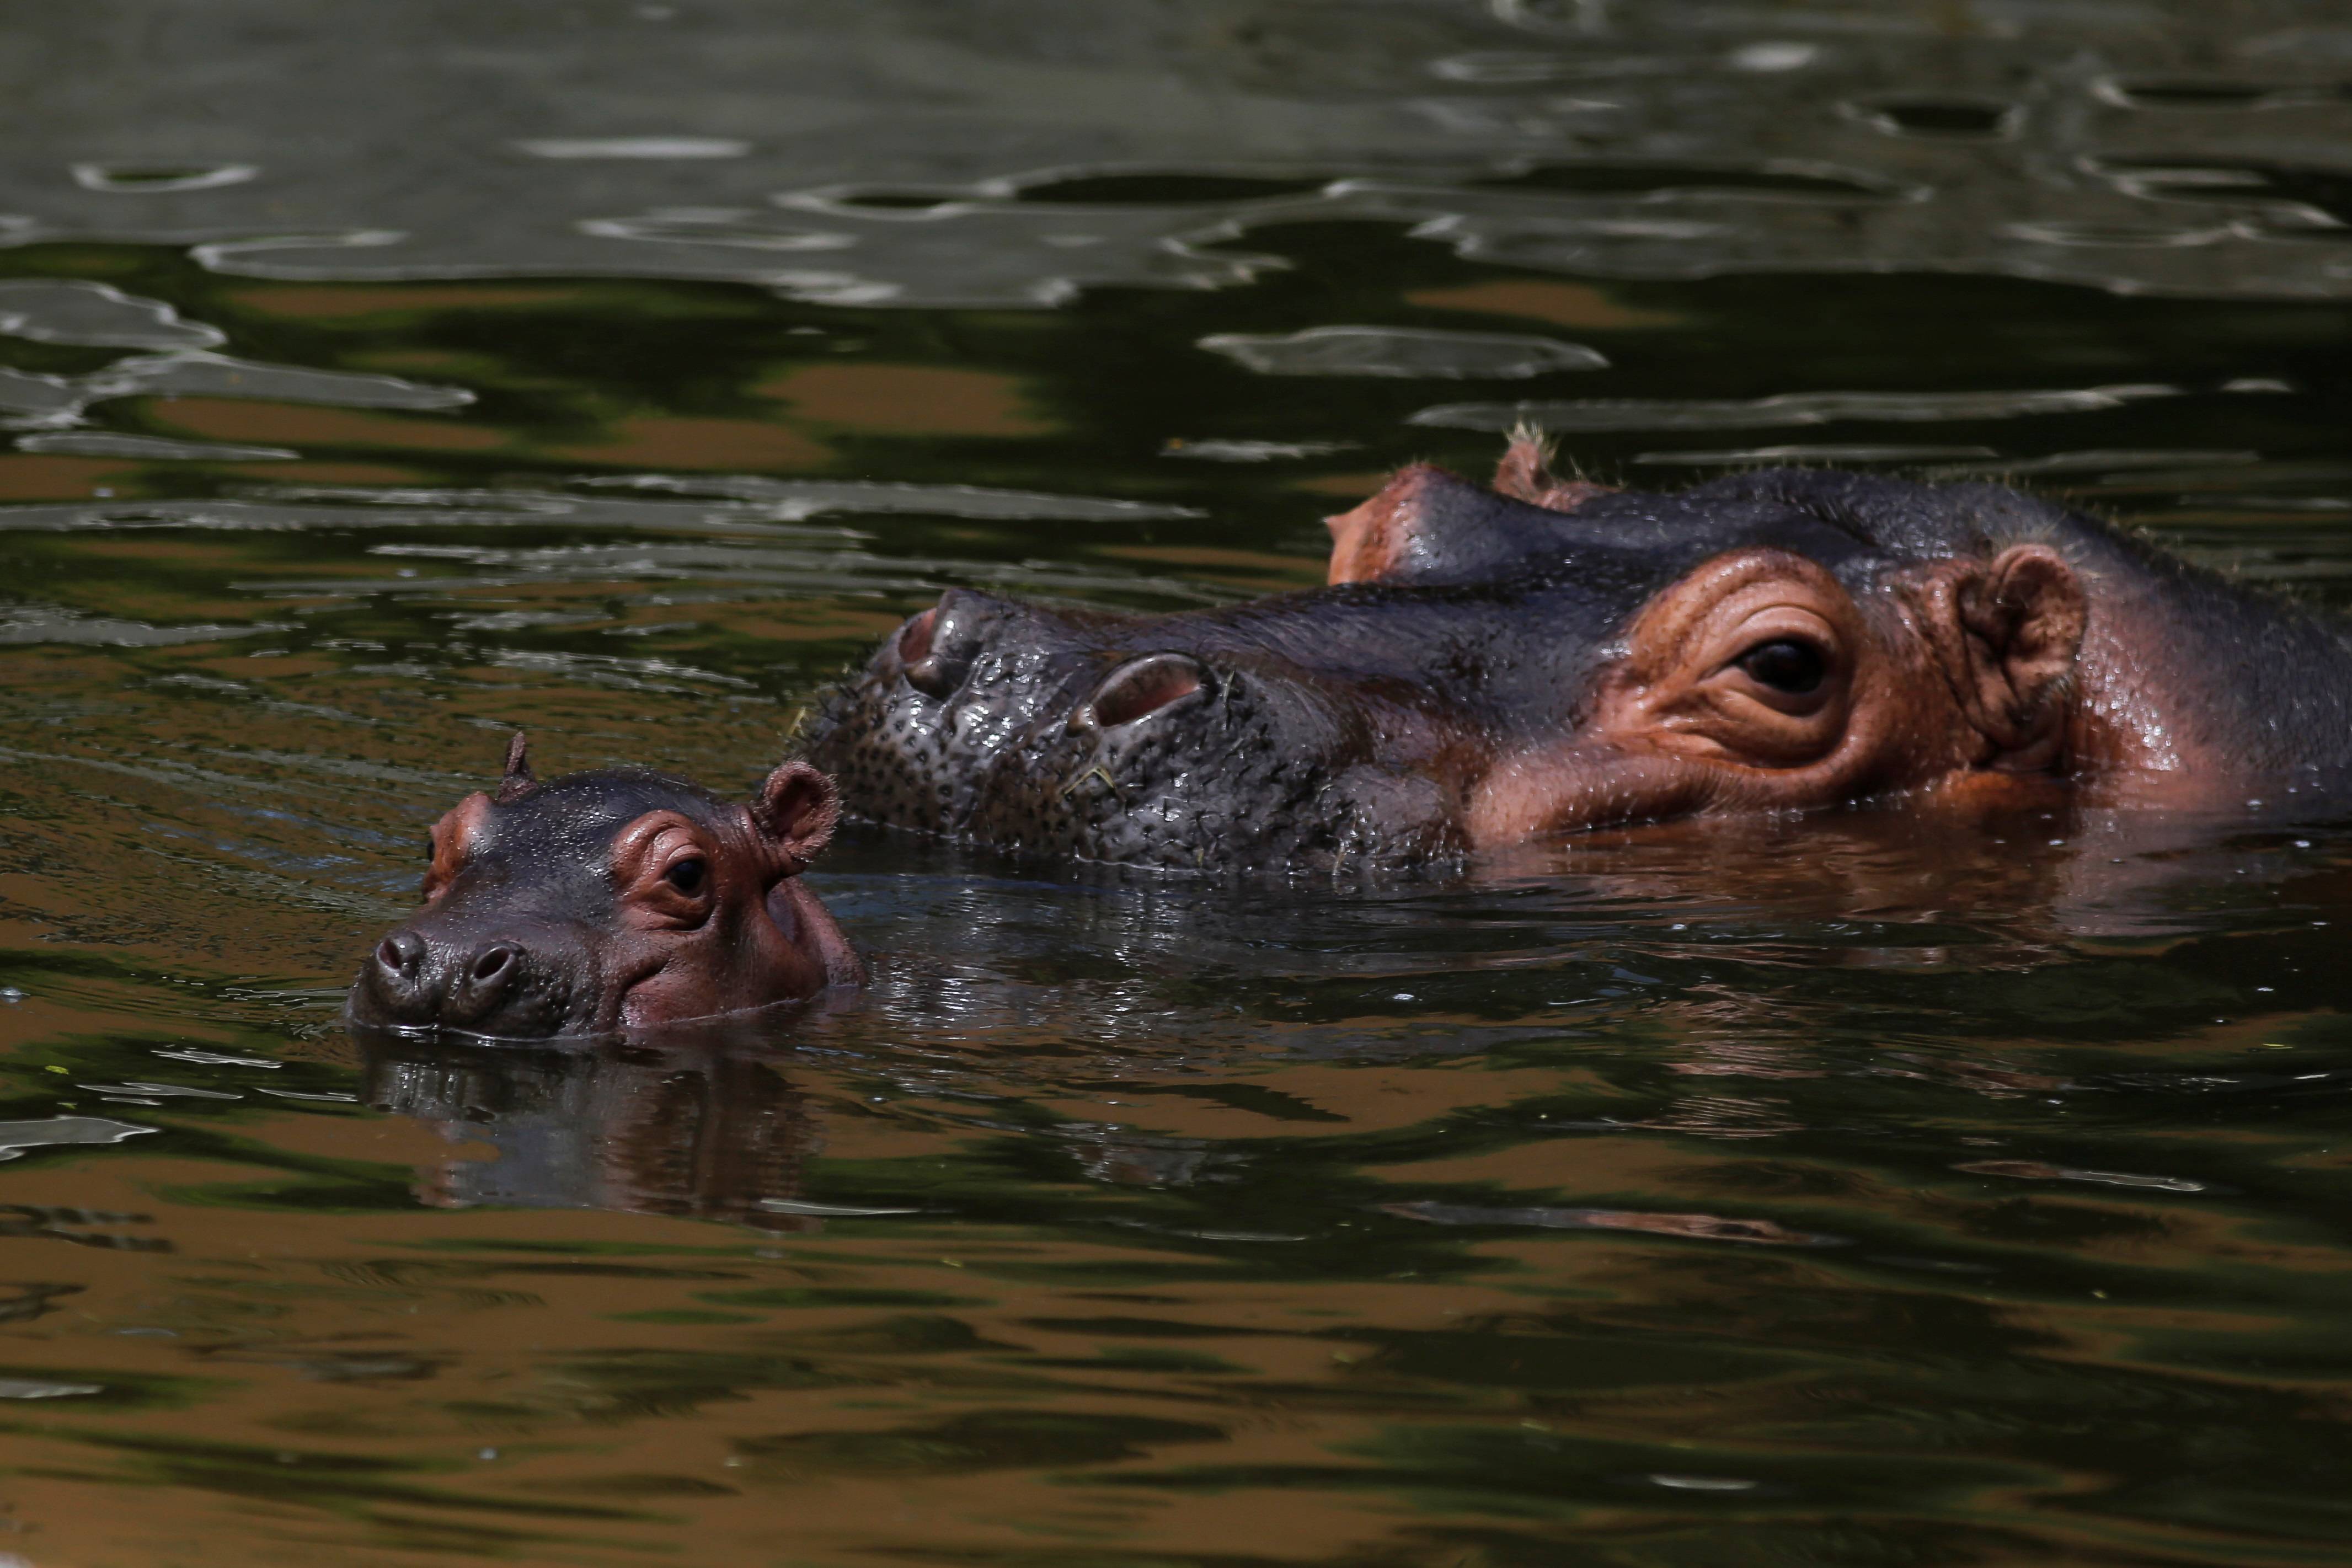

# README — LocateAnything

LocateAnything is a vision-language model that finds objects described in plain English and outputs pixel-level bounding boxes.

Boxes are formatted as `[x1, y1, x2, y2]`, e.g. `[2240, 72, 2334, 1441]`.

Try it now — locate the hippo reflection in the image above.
[361, 1028, 825, 1228]
[349, 736, 863, 1039]
[806, 436, 2352, 870]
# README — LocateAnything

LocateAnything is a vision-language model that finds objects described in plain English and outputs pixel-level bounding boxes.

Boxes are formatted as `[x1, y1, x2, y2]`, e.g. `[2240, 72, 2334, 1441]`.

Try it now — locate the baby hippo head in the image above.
[349, 736, 862, 1040]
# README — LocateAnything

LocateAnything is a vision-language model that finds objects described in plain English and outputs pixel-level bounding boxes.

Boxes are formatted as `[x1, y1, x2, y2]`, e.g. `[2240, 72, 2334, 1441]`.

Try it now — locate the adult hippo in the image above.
[804, 434, 2352, 870]
[349, 736, 863, 1038]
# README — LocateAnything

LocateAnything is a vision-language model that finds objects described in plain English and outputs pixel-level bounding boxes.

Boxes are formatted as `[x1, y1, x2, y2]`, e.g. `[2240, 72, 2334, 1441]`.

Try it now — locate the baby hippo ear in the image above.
[494, 730, 536, 804]
[750, 760, 842, 873]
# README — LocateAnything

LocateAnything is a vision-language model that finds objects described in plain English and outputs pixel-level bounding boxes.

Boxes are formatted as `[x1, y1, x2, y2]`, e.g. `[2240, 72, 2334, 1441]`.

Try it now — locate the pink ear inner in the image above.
[1324, 464, 1445, 585]
[751, 760, 842, 871]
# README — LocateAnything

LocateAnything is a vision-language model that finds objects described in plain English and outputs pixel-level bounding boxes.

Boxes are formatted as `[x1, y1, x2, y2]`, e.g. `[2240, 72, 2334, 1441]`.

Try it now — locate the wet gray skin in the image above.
[804, 462, 2352, 871]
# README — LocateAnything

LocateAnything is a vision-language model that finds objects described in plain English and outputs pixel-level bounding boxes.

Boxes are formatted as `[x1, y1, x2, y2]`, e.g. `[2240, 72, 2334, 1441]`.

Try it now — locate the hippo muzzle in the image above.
[813, 584, 1475, 869]
[359, 897, 598, 1038]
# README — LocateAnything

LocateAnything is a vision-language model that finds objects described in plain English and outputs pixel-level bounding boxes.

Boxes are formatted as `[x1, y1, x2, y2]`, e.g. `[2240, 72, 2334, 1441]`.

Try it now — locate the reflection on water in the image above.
[12, 1, 2352, 303]
[0, 1, 2345, 1564]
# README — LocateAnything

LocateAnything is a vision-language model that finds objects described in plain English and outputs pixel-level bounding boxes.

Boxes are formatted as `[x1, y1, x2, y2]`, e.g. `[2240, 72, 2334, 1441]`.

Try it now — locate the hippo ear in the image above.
[494, 731, 536, 804]
[1325, 463, 1599, 587]
[750, 760, 841, 872]
[1492, 425, 1613, 515]
[1950, 545, 2089, 766]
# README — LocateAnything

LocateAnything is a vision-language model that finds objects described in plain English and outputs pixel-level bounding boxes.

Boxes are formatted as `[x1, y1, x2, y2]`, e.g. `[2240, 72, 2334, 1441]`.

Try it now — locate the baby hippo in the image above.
[349, 735, 862, 1039]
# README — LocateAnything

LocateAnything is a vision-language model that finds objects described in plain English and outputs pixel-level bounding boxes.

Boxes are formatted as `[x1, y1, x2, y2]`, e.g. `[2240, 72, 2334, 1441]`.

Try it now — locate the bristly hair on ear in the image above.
[1494, 423, 1610, 516]
[494, 731, 537, 804]
[1505, 419, 1558, 470]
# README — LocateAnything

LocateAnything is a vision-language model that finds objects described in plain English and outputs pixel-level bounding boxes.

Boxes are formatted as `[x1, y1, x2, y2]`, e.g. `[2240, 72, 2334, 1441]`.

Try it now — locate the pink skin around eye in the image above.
[606, 807, 853, 1030]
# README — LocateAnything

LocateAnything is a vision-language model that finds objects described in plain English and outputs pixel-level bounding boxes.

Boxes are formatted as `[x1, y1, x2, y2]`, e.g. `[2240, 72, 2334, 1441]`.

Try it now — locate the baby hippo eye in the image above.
[662, 857, 708, 896]
[1735, 638, 1826, 695]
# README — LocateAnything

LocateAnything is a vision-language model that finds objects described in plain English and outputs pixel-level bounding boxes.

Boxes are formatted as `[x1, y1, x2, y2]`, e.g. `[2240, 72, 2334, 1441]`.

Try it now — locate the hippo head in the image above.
[349, 736, 862, 1038]
[804, 435, 2132, 871]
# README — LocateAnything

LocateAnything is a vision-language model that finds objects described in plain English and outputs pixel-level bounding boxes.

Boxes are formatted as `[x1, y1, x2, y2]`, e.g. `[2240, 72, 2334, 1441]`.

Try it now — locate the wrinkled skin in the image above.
[349, 737, 863, 1039]
[806, 436, 2352, 870]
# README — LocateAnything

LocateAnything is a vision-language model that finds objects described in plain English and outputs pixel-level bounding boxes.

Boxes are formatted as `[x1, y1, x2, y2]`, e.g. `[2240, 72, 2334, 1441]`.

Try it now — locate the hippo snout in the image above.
[808, 580, 1448, 867]
[355, 921, 574, 1037]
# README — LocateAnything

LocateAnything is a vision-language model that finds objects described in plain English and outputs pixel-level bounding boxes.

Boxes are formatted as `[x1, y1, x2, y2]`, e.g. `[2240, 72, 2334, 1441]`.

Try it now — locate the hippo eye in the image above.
[1736, 639, 1826, 695]
[662, 857, 708, 896]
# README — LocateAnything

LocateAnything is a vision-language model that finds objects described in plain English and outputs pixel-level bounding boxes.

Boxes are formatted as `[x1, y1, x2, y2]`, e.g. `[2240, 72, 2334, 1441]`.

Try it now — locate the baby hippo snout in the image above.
[359, 923, 569, 1035]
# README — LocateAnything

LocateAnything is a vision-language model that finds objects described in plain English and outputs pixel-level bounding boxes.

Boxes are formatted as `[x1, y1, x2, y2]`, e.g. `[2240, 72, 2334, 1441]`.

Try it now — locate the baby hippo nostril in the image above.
[1078, 652, 1211, 730]
[428, 938, 529, 1030]
[376, 931, 424, 979]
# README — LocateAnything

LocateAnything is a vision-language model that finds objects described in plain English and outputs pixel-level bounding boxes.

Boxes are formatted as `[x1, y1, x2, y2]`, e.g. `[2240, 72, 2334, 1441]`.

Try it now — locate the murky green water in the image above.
[0, 3, 2349, 1564]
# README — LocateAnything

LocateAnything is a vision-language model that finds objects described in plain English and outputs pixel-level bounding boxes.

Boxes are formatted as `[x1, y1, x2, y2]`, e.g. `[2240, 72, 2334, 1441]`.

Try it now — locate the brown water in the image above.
[0, 3, 2350, 1564]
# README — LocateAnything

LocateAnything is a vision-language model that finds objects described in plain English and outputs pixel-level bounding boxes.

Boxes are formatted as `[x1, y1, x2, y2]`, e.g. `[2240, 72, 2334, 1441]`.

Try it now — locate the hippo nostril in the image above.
[896, 607, 937, 668]
[900, 593, 984, 700]
[471, 944, 516, 984]
[1077, 652, 1212, 731]
[376, 931, 425, 979]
